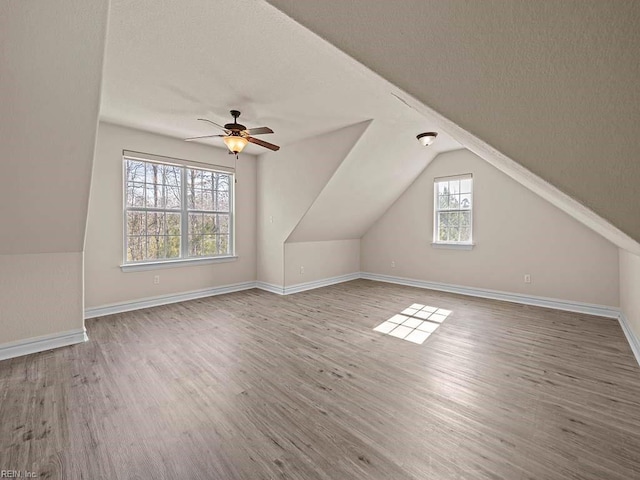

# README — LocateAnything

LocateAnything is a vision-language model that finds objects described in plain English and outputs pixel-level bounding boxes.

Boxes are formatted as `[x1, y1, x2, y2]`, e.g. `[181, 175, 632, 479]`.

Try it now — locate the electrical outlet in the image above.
[154, 275, 160, 285]
[300, 266, 304, 275]
[391, 261, 396, 268]
[524, 274, 531, 284]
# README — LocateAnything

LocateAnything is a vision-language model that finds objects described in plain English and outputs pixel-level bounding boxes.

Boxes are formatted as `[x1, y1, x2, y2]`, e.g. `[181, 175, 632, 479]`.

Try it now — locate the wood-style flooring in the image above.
[1, 279, 640, 479]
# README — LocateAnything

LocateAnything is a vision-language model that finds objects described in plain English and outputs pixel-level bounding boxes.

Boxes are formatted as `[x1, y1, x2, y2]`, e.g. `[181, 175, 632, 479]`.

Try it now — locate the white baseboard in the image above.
[255, 281, 285, 295]
[360, 272, 621, 319]
[7, 274, 635, 366]
[84, 281, 257, 318]
[618, 313, 640, 367]
[284, 272, 361, 295]
[255, 273, 361, 295]
[0, 328, 88, 362]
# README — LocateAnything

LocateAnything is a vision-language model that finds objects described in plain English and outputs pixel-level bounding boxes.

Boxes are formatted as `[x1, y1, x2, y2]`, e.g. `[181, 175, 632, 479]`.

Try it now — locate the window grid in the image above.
[434, 174, 473, 244]
[124, 157, 233, 264]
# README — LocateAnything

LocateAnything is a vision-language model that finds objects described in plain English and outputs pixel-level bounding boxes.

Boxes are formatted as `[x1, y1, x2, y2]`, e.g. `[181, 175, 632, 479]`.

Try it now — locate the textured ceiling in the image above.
[100, 0, 459, 155]
[266, 0, 640, 245]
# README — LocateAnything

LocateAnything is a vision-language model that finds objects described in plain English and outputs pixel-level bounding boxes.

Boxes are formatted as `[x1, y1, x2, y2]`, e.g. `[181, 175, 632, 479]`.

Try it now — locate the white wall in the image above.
[362, 149, 619, 307]
[284, 240, 360, 286]
[257, 122, 369, 287]
[84, 122, 257, 309]
[620, 249, 640, 339]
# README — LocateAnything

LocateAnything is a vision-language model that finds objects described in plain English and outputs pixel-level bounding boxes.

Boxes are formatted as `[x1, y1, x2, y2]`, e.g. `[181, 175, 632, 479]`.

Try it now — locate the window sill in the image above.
[431, 242, 475, 251]
[121, 255, 238, 272]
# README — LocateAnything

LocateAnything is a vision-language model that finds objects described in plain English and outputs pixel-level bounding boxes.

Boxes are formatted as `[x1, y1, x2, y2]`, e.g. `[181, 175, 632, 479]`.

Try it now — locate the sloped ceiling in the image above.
[266, 0, 640, 245]
[0, 0, 109, 254]
[287, 119, 459, 243]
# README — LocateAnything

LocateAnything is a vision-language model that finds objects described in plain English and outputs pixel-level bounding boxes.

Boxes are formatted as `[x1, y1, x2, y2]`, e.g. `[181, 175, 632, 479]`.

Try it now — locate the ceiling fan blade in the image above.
[245, 127, 274, 135]
[184, 134, 224, 141]
[247, 136, 280, 151]
[197, 118, 228, 132]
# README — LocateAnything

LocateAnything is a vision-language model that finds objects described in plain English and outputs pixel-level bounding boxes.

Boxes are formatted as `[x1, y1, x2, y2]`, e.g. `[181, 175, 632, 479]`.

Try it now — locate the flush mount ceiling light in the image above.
[417, 132, 438, 146]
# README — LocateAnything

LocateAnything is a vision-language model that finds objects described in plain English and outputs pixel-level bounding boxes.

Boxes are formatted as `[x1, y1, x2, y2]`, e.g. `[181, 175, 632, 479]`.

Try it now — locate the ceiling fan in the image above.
[185, 110, 280, 156]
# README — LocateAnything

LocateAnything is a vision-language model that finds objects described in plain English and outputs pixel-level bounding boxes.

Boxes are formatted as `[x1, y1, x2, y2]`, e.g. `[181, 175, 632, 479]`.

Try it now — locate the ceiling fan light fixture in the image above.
[223, 135, 248, 154]
[417, 132, 438, 147]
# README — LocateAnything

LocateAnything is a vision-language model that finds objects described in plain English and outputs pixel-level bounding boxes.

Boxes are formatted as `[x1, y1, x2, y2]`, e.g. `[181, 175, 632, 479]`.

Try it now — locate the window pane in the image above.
[201, 170, 213, 189]
[216, 191, 230, 211]
[202, 214, 215, 234]
[187, 169, 203, 189]
[460, 178, 472, 194]
[448, 227, 459, 242]
[217, 214, 230, 234]
[217, 174, 230, 192]
[163, 165, 181, 187]
[126, 160, 146, 183]
[202, 190, 214, 211]
[127, 182, 145, 207]
[449, 180, 460, 194]
[201, 235, 216, 256]
[438, 212, 449, 227]
[460, 227, 471, 242]
[188, 213, 202, 235]
[460, 211, 471, 227]
[437, 181, 448, 195]
[146, 235, 166, 260]
[167, 213, 181, 236]
[193, 189, 204, 210]
[460, 194, 471, 210]
[438, 228, 447, 242]
[127, 236, 145, 262]
[449, 194, 460, 209]
[448, 212, 460, 227]
[166, 235, 181, 258]
[126, 212, 145, 236]
[189, 234, 203, 256]
[165, 186, 181, 209]
[147, 212, 163, 235]
[145, 184, 164, 208]
[219, 234, 230, 254]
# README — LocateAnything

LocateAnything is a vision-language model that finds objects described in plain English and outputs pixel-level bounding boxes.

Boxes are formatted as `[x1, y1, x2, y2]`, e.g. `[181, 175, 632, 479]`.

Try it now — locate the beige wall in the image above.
[0, 1, 107, 350]
[0, 253, 83, 344]
[620, 249, 640, 339]
[284, 240, 360, 286]
[257, 122, 369, 287]
[362, 149, 619, 307]
[84, 123, 257, 309]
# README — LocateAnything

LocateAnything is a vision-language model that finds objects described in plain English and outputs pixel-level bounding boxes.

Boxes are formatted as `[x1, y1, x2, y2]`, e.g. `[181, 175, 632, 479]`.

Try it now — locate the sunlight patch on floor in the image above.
[373, 303, 451, 344]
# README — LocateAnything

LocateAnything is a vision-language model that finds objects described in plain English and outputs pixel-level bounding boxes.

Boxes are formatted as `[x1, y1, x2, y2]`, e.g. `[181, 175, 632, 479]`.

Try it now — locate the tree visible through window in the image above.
[124, 156, 233, 263]
[434, 174, 473, 244]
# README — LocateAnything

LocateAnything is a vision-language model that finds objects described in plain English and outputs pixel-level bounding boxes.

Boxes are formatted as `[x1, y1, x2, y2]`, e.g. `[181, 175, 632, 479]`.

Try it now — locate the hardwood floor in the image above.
[1, 279, 640, 479]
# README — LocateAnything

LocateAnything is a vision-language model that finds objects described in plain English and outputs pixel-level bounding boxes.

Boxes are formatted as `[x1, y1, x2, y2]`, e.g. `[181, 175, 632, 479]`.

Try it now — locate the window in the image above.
[124, 153, 233, 265]
[434, 174, 473, 245]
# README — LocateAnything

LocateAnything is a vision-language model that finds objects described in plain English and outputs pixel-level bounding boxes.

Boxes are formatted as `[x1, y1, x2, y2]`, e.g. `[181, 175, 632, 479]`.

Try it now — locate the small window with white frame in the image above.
[434, 174, 473, 245]
[123, 151, 234, 265]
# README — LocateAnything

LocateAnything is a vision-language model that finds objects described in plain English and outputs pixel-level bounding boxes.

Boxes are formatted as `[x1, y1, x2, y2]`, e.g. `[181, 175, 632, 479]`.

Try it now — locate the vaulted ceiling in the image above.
[4, 0, 637, 259]
[266, 0, 640, 245]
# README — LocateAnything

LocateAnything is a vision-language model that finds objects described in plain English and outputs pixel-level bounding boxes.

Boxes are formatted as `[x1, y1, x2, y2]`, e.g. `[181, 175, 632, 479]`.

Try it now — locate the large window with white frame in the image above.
[434, 174, 473, 245]
[124, 152, 233, 265]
